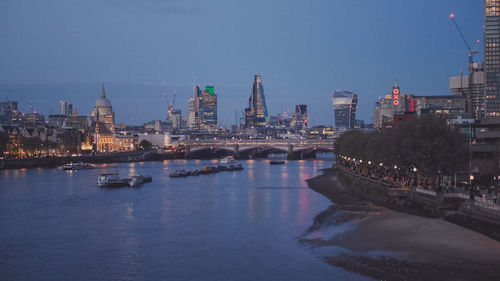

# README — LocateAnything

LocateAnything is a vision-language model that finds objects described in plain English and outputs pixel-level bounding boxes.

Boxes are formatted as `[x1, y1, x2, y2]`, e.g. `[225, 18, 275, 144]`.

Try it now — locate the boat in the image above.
[189, 170, 200, 176]
[200, 166, 212, 174]
[97, 173, 121, 187]
[142, 175, 153, 182]
[169, 170, 188, 177]
[63, 162, 94, 170]
[128, 176, 144, 187]
[270, 160, 285, 165]
[220, 156, 237, 165]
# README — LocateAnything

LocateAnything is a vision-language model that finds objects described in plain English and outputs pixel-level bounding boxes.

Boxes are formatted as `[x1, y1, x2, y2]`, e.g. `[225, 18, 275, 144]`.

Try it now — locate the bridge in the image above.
[178, 138, 334, 160]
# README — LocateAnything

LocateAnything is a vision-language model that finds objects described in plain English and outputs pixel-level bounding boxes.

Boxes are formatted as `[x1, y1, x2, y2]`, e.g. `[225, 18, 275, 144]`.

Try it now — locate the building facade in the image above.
[450, 62, 485, 119]
[245, 75, 269, 127]
[92, 85, 116, 152]
[199, 86, 217, 131]
[485, 0, 500, 117]
[60, 101, 73, 116]
[332, 90, 357, 129]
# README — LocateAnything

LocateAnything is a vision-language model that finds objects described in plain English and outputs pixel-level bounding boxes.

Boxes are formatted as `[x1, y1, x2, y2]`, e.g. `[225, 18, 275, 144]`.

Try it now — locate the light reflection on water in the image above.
[0, 156, 371, 281]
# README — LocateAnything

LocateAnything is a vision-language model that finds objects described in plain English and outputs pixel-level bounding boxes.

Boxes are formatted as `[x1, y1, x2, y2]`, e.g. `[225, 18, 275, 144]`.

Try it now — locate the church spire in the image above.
[101, 84, 106, 98]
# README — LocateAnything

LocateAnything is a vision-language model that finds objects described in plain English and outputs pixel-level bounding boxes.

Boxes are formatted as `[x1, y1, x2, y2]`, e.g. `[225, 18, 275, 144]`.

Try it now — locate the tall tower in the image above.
[199, 86, 218, 131]
[244, 75, 269, 127]
[332, 90, 357, 129]
[192, 85, 203, 130]
[485, 0, 500, 117]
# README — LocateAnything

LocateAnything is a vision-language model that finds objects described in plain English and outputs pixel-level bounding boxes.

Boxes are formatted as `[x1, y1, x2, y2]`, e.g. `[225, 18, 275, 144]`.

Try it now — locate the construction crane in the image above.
[450, 13, 479, 66]
[168, 91, 177, 115]
[163, 90, 177, 117]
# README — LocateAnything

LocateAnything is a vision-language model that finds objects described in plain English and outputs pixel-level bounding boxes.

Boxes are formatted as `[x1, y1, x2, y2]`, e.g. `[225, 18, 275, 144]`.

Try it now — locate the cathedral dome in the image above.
[95, 97, 112, 109]
[94, 85, 112, 110]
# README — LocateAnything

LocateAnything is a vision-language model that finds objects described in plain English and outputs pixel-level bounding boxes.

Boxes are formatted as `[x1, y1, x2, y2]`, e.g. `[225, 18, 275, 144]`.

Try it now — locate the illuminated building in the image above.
[0, 102, 20, 125]
[332, 90, 357, 129]
[187, 97, 196, 129]
[199, 86, 217, 131]
[291, 105, 308, 130]
[190, 85, 203, 130]
[245, 75, 269, 127]
[485, 0, 500, 117]
[92, 85, 115, 132]
[169, 109, 182, 129]
[92, 85, 116, 152]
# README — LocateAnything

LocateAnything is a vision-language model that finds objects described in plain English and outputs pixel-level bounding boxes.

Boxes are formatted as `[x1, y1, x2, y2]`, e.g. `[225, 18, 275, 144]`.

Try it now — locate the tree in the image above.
[23, 137, 42, 156]
[0, 132, 9, 156]
[335, 115, 468, 186]
[139, 140, 152, 150]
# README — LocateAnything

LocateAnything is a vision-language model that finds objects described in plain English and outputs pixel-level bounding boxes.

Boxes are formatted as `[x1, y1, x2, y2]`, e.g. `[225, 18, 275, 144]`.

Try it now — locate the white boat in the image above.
[220, 156, 237, 165]
[128, 176, 144, 187]
[97, 173, 121, 187]
[63, 162, 94, 170]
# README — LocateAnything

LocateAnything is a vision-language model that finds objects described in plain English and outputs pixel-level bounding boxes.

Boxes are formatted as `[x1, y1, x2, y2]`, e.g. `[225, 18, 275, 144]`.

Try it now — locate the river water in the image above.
[0, 157, 370, 281]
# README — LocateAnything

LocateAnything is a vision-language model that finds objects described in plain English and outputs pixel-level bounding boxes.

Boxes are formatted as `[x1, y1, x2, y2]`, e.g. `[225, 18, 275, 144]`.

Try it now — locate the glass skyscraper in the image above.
[485, 0, 500, 116]
[332, 90, 358, 129]
[245, 75, 269, 127]
[200, 86, 217, 131]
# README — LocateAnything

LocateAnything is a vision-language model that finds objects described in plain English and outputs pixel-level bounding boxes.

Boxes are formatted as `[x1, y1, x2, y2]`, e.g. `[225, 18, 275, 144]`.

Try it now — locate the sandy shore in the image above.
[303, 170, 500, 281]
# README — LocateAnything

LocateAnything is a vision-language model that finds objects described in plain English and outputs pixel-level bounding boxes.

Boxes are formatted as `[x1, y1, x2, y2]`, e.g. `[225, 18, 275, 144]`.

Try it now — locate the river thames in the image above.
[0, 157, 370, 281]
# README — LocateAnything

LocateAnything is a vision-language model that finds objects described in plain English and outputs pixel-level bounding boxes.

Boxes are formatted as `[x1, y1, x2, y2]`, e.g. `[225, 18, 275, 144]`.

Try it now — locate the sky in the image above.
[0, 0, 484, 126]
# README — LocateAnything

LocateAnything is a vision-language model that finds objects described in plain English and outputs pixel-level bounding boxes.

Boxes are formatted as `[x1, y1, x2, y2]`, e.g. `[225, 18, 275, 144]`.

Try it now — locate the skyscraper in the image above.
[484, 0, 500, 117]
[187, 97, 196, 129]
[332, 90, 357, 129]
[60, 101, 73, 116]
[199, 86, 217, 131]
[294, 104, 308, 129]
[245, 75, 269, 127]
[192, 85, 203, 129]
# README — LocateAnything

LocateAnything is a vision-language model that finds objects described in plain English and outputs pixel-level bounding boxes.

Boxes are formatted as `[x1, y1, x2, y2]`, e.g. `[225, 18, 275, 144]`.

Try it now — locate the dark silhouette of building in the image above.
[245, 75, 268, 127]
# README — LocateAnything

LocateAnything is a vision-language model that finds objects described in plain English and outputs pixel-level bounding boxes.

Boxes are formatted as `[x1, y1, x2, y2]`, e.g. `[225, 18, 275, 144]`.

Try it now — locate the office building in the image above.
[200, 86, 218, 131]
[484, 0, 500, 117]
[332, 90, 357, 129]
[169, 109, 182, 129]
[450, 62, 485, 119]
[60, 101, 73, 116]
[245, 75, 269, 127]
[291, 104, 308, 130]
[0, 101, 19, 125]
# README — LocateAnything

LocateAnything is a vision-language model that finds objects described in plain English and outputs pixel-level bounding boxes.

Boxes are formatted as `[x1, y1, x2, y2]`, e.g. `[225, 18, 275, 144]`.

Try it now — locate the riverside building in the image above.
[450, 62, 485, 119]
[332, 90, 357, 130]
[92, 85, 116, 152]
[484, 0, 500, 117]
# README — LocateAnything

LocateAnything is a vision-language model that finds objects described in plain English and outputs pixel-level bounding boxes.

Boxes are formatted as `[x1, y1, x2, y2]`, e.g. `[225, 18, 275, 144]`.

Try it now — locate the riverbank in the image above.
[304, 170, 500, 281]
[0, 150, 185, 170]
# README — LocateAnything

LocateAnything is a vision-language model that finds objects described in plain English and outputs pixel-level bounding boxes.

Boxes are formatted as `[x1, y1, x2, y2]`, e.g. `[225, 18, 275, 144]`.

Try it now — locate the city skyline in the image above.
[0, 0, 484, 125]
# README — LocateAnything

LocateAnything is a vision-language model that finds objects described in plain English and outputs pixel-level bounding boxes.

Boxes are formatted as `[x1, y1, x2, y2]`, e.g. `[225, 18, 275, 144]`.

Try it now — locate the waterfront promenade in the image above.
[305, 169, 500, 281]
[333, 162, 500, 240]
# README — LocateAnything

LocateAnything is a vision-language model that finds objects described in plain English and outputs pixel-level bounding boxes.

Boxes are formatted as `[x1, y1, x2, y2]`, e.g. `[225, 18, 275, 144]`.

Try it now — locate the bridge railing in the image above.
[178, 139, 334, 147]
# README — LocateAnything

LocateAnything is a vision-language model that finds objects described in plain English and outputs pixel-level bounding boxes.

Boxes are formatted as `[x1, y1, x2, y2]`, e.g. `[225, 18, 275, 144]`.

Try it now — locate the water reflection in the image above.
[0, 159, 346, 281]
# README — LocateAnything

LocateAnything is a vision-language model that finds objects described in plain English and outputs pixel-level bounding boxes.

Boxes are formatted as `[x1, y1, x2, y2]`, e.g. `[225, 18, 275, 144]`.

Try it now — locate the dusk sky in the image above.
[0, 0, 483, 126]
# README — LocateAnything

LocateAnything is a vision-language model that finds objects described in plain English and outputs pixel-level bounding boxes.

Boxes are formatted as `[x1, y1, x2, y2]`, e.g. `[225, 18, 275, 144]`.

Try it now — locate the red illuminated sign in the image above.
[392, 87, 400, 106]
[409, 98, 416, 112]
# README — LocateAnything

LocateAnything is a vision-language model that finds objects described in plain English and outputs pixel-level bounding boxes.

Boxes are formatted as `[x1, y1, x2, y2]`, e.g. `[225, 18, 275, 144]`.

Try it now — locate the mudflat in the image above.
[304, 170, 500, 281]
